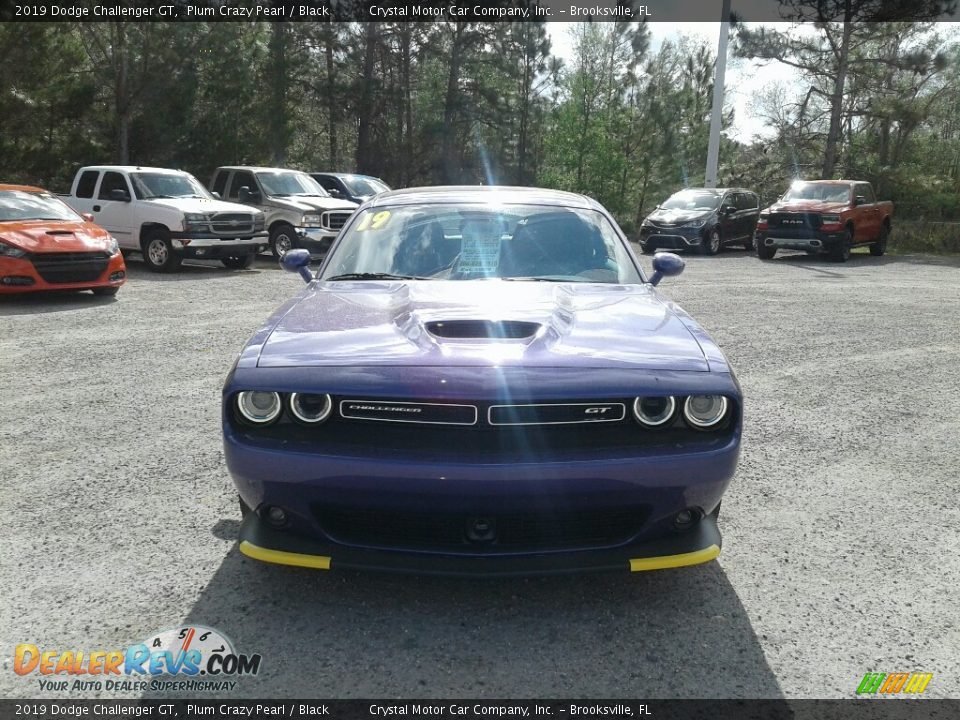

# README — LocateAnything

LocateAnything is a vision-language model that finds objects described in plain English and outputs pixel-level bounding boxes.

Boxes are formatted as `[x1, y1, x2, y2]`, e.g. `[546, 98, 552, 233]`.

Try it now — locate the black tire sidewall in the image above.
[142, 229, 181, 273]
[270, 225, 298, 259]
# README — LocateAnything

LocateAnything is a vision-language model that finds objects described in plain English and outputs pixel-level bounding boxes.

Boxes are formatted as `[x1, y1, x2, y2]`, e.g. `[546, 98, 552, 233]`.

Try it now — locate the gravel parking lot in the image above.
[2, 246, 958, 699]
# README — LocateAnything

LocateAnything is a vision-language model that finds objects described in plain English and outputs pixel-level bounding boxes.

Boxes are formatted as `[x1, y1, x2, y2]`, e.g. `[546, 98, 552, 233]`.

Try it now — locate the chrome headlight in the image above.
[632, 396, 677, 427]
[682, 395, 729, 429]
[289, 393, 333, 424]
[0, 240, 26, 258]
[105, 237, 120, 255]
[302, 213, 322, 228]
[681, 216, 709, 229]
[821, 214, 841, 224]
[236, 391, 283, 425]
[253, 215, 266, 232]
[183, 212, 209, 230]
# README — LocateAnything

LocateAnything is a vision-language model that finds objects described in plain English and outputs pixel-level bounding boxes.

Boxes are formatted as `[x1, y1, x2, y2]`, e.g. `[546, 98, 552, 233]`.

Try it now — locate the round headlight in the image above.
[633, 396, 677, 427]
[289, 393, 332, 424]
[683, 395, 729, 429]
[236, 391, 282, 425]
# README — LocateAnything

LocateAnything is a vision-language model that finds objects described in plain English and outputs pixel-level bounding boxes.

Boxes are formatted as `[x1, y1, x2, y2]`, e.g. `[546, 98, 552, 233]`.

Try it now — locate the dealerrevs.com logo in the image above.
[14, 625, 262, 693]
[856, 672, 933, 696]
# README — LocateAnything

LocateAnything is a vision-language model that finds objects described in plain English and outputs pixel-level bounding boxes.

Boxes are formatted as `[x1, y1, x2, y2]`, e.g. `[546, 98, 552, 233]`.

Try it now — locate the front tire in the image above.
[141, 228, 182, 273]
[870, 224, 889, 256]
[830, 230, 852, 263]
[270, 224, 298, 259]
[757, 243, 776, 260]
[221, 253, 256, 270]
[703, 227, 721, 255]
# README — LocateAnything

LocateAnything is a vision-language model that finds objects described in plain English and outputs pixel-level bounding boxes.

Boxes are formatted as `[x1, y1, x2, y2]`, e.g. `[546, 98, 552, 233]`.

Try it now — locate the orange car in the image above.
[0, 184, 125, 295]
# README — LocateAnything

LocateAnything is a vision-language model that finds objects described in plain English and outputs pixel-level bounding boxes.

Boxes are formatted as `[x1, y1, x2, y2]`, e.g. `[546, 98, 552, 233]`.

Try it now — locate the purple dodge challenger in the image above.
[223, 187, 741, 575]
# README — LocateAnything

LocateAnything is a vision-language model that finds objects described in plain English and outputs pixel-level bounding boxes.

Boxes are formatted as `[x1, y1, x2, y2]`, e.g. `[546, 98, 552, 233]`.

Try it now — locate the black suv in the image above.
[639, 188, 760, 255]
[310, 173, 390, 205]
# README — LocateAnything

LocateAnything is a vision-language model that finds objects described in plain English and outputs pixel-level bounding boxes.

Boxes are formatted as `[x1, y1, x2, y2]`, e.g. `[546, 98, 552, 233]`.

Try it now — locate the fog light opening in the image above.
[264, 506, 288, 528]
[673, 508, 701, 531]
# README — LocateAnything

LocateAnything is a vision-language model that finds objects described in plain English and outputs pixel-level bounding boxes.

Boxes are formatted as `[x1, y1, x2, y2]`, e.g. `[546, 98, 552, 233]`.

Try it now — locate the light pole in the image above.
[704, 0, 732, 188]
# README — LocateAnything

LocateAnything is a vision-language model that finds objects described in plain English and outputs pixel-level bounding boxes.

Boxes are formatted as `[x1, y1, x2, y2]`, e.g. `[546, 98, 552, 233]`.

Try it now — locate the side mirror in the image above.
[723, 205, 736, 215]
[81, 213, 95, 223]
[648, 252, 685, 286]
[855, 195, 867, 206]
[210, 191, 221, 200]
[238, 186, 260, 203]
[108, 188, 130, 202]
[328, 188, 343, 198]
[280, 248, 313, 284]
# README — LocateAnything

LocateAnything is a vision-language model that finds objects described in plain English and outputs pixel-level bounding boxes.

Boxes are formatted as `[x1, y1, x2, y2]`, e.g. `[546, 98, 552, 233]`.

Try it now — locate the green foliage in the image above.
[1, 20, 958, 241]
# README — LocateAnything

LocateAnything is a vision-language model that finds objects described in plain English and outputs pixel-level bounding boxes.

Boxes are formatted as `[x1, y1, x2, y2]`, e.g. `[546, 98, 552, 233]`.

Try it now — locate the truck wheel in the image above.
[757, 243, 776, 260]
[142, 228, 182, 273]
[869, 225, 889, 256]
[703, 227, 721, 255]
[830, 231, 852, 263]
[221, 253, 256, 270]
[270, 224, 298, 259]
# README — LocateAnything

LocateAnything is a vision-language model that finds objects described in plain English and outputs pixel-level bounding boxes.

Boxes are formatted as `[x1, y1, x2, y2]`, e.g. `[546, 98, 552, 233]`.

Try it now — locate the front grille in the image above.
[768, 213, 822, 230]
[209, 212, 256, 235]
[322, 211, 352, 230]
[314, 505, 648, 553]
[28, 252, 109, 284]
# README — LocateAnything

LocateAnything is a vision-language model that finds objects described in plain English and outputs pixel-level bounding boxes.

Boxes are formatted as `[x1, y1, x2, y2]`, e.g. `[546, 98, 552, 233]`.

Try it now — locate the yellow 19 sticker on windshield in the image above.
[355, 210, 391, 232]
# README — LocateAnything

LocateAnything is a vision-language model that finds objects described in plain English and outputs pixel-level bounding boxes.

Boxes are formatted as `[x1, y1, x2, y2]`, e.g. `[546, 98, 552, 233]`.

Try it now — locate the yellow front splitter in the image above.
[629, 543, 720, 572]
[239, 540, 331, 570]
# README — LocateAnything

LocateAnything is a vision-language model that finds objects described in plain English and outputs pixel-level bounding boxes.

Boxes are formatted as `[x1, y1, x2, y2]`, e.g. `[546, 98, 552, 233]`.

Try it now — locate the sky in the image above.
[546, 22, 959, 144]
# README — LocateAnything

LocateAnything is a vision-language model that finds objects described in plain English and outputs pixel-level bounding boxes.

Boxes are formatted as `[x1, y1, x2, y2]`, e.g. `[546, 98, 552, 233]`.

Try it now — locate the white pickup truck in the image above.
[62, 166, 268, 272]
[209, 166, 358, 259]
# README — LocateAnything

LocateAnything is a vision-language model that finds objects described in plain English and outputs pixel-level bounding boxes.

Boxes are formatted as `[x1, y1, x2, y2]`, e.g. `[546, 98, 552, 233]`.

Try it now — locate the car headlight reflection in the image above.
[236, 391, 282, 425]
[633, 396, 677, 427]
[683, 395, 729, 429]
[289, 393, 333, 424]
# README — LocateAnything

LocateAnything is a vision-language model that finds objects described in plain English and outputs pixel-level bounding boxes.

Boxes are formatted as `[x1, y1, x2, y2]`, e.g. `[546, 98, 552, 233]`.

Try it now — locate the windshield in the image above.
[322, 203, 643, 284]
[257, 171, 328, 198]
[0, 190, 82, 222]
[660, 190, 721, 212]
[342, 175, 389, 197]
[131, 173, 211, 200]
[782, 183, 851, 203]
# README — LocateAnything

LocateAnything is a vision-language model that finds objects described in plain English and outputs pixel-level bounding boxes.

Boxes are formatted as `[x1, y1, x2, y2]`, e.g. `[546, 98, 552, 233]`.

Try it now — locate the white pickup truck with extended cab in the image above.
[62, 166, 267, 272]
[209, 166, 357, 258]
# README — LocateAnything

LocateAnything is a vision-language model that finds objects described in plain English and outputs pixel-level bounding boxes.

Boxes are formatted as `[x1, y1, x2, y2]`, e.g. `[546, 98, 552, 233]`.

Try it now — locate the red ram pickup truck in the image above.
[755, 180, 893, 262]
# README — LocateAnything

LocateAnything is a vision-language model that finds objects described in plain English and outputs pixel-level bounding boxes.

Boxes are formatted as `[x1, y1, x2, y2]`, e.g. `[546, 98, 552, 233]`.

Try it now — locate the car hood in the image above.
[257, 281, 709, 371]
[0, 219, 112, 253]
[646, 208, 714, 225]
[267, 196, 358, 213]
[142, 197, 261, 215]
[767, 200, 849, 214]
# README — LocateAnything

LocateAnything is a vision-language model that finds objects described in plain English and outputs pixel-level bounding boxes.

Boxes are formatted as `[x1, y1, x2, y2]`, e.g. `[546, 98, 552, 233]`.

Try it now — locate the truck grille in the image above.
[314, 505, 648, 553]
[321, 211, 352, 231]
[28, 252, 109, 284]
[209, 212, 257, 235]
[768, 213, 822, 230]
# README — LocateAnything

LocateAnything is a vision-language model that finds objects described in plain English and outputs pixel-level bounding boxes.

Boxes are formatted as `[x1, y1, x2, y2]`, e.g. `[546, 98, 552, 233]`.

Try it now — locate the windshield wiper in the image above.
[500, 276, 574, 282]
[327, 272, 432, 281]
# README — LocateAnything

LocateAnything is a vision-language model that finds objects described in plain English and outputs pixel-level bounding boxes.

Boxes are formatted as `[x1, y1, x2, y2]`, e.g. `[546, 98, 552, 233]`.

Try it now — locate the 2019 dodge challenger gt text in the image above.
[222, 186, 742, 575]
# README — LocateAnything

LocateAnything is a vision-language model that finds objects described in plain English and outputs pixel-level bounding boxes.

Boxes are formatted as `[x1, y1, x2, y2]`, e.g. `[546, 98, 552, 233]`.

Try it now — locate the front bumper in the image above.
[756, 229, 846, 253]
[638, 226, 704, 250]
[0, 253, 126, 294]
[238, 508, 722, 576]
[169, 234, 268, 259]
[296, 227, 338, 256]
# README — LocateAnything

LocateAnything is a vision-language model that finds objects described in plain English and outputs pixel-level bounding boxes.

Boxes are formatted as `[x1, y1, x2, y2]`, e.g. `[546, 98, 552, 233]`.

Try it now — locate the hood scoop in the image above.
[425, 320, 541, 340]
[45, 230, 75, 236]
